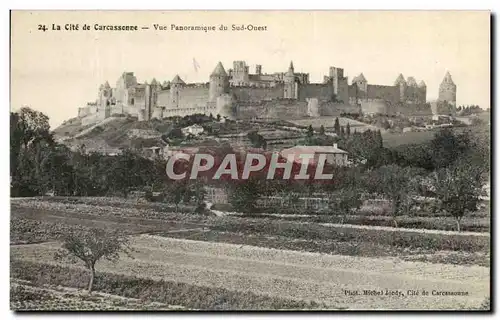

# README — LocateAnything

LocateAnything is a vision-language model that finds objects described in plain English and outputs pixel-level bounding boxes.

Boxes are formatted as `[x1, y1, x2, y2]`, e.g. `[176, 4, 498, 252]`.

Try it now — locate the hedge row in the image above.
[10, 259, 324, 311]
[252, 214, 489, 233]
[211, 217, 490, 252]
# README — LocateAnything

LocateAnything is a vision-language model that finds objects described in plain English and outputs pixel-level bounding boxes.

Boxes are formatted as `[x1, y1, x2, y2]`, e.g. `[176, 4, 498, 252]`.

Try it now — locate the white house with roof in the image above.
[280, 143, 349, 166]
[181, 124, 204, 136]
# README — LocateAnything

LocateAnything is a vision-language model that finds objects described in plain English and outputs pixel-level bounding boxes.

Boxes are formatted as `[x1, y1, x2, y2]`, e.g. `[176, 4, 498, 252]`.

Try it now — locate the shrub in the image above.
[11, 260, 323, 310]
[212, 217, 490, 252]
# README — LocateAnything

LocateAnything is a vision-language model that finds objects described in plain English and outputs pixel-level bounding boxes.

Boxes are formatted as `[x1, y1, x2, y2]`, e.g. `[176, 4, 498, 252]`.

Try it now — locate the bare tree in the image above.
[432, 160, 485, 232]
[55, 228, 131, 293]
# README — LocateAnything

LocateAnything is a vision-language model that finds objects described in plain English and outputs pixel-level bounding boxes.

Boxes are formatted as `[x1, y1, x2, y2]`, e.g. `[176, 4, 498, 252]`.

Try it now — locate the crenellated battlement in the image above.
[76, 60, 452, 124]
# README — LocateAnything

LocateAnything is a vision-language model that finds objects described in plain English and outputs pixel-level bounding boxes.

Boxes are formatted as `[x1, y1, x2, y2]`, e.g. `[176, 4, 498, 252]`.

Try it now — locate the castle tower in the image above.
[284, 61, 297, 99]
[170, 75, 185, 108]
[418, 80, 427, 104]
[352, 73, 368, 102]
[406, 77, 418, 103]
[98, 82, 112, 107]
[394, 74, 407, 102]
[97, 82, 112, 120]
[329, 67, 349, 103]
[209, 62, 229, 103]
[231, 61, 249, 85]
[150, 78, 160, 108]
[353, 73, 367, 92]
[406, 77, 417, 87]
[143, 82, 153, 121]
[255, 64, 262, 75]
[438, 71, 457, 106]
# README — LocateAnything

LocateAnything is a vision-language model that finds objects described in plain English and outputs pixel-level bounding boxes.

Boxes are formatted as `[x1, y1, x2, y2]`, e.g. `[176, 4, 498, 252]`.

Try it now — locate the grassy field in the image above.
[11, 236, 489, 310]
[11, 279, 184, 311]
[383, 120, 490, 148]
[11, 197, 490, 265]
[289, 117, 379, 132]
[10, 197, 491, 310]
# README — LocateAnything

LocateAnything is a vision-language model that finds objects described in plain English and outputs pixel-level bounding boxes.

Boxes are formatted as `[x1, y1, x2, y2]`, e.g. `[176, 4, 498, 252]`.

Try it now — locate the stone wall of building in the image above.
[216, 94, 235, 119]
[177, 86, 210, 109]
[319, 102, 361, 116]
[110, 104, 125, 116]
[298, 83, 333, 102]
[156, 85, 210, 110]
[360, 99, 391, 115]
[366, 85, 399, 102]
[404, 86, 426, 104]
[81, 112, 100, 126]
[307, 98, 320, 117]
[231, 85, 284, 102]
[397, 103, 433, 116]
[235, 100, 308, 119]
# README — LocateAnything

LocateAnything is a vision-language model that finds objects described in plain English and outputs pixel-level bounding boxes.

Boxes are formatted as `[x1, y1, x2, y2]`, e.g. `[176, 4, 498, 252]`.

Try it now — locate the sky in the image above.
[11, 11, 490, 129]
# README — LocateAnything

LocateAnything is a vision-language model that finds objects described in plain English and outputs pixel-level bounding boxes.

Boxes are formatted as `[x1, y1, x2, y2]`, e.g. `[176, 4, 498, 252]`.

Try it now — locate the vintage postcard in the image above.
[10, 10, 491, 311]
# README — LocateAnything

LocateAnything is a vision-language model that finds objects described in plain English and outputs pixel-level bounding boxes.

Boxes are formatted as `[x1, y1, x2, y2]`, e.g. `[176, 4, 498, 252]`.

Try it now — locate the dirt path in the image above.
[11, 235, 489, 310]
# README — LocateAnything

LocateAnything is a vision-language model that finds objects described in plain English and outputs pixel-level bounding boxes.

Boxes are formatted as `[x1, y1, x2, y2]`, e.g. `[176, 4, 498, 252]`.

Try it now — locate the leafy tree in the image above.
[306, 125, 314, 138]
[346, 122, 351, 136]
[328, 187, 363, 224]
[392, 144, 435, 171]
[319, 125, 325, 136]
[376, 130, 383, 149]
[190, 181, 208, 214]
[39, 144, 75, 195]
[430, 128, 472, 169]
[10, 107, 54, 196]
[247, 130, 267, 149]
[340, 126, 345, 137]
[367, 165, 423, 227]
[228, 178, 262, 213]
[381, 119, 391, 130]
[55, 228, 131, 293]
[163, 181, 188, 212]
[334, 117, 341, 135]
[216, 114, 221, 122]
[432, 160, 485, 231]
[282, 192, 301, 211]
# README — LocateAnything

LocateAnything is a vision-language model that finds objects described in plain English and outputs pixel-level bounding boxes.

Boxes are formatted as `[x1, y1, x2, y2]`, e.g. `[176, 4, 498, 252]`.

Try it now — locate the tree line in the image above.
[11, 107, 489, 231]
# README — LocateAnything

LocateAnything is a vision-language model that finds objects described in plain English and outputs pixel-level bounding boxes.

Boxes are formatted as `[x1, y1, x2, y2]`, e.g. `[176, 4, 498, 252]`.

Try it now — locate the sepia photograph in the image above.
[9, 10, 491, 311]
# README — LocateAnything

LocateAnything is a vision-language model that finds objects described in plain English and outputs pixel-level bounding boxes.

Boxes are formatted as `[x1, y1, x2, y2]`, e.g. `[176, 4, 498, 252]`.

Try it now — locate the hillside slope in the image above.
[53, 116, 175, 152]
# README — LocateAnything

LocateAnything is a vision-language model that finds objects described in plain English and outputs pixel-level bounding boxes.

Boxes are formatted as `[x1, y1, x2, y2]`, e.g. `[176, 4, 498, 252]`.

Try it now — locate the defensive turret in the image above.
[209, 62, 229, 102]
[170, 75, 185, 108]
[438, 71, 457, 106]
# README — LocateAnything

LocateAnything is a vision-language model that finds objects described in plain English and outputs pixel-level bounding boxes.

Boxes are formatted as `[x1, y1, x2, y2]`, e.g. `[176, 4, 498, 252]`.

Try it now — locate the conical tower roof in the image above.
[441, 71, 455, 85]
[418, 80, 426, 88]
[353, 73, 367, 83]
[104, 81, 111, 89]
[394, 73, 406, 86]
[171, 74, 185, 84]
[285, 61, 295, 76]
[210, 62, 227, 77]
[407, 77, 417, 87]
